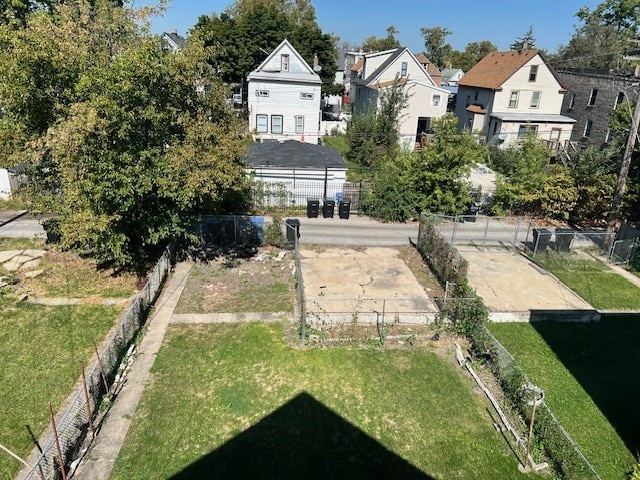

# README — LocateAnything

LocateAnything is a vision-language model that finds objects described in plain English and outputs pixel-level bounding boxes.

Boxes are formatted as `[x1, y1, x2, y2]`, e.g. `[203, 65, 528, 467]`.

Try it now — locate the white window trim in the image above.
[256, 114, 268, 133]
[588, 89, 598, 107]
[281, 54, 289, 72]
[271, 115, 283, 134]
[255, 90, 269, 97]
[432, 94, 441, 106]
[295, 115, 304, 134]
[300, 92, 314, 100]
[509, 91, 519, 108]
[400, 61, 408, 77]
[529, 65, 538, 82]
[583, 120, 593, 137]
[530, 91, 541, 108]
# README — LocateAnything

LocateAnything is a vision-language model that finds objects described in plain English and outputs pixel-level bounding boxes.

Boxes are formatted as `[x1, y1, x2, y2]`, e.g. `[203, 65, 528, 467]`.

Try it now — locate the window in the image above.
[474, 89, 479, 101]
[530, 91, 541, 108]
[583, 119, 593, 137]
[300, 92, 314, 100]
[255, 90, 269, 97]
[295, 115, 304, 134]
[605, 129, 612, 143]
[271, 115, 283, 134]
[518, 124, 538, 137]
[588, 88, 598, 106]
[568, 93, 576, 109]
[256, 114, 267, 133]
[529, 65, 538, 82]
[492, 121, 499, 135]
[432, 94, 441, 106]
[466, 95, 471, 107]
[281, 54, 289, 72]
[509, 91, 519, 108]
[401, 61, 408, 77]
[616, 91, 625, 106]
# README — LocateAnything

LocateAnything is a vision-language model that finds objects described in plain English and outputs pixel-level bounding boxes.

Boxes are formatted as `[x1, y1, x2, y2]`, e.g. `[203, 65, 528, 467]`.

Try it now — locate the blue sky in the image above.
[147, 0, 600, 54]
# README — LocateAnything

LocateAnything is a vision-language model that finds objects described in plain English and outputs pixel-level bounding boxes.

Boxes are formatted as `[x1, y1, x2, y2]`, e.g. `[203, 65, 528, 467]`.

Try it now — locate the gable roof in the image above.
[458, 50, 541, 90]
[248, 39, 321, 84]
[246, 141, 346, 169]
[414, 53, 442, 77]
[161, 30, 186, 50]
[357, 47, 437, 88]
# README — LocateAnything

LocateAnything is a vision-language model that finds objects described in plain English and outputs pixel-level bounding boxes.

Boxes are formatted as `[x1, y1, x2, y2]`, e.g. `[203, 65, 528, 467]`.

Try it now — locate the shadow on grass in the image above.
[530, 314, 640, 456]
[169, 392, 434, 480]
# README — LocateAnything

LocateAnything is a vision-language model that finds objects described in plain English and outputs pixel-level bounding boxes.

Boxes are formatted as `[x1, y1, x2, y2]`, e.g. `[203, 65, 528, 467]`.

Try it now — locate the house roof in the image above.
[246, 141, 347, 169]
[351, 59, 363, 72]
[248, 39, 321, 84]
[162, 31, 185, 49]
[458, 50, 541, 90]
[414, 53, 442, 77]
[466, 104, 486, 114]
[491, 112, 576, 123]
[361, 48, 406, 84]
[441, 68, 464, 83]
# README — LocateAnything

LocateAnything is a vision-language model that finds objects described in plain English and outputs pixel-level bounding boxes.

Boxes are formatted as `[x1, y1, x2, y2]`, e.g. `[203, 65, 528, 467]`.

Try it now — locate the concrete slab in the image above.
[301, 247, 438, 325]
[0, 249, 21, 263]
[458, 247, 598, 322]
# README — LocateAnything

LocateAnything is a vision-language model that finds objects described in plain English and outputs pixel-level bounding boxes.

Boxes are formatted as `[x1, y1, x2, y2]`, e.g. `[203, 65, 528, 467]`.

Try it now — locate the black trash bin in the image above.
[323, 199, 335, 218]
[466, 202, 480, 222]
[339, 198, 351, 219]
[306, 199, 320, 218]
[532, 227, 552, 253]
[554, 227, 574, 252]
[285, 219, 300, 249]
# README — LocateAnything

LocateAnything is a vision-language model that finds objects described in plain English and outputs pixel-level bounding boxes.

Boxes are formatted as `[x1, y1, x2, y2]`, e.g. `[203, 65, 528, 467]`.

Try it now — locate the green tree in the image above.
[449, 40, 497, 72]
[569, 148, 617, 223]
[510, 25, 536, 51]
[2, 1, 248, 271]
[191, 0, 339, 94]
[416, 114, 484, 214]
[346, 76, 408, 167]
[554, 0, 639, 71]
[360, 25, 401, 52]
[420, 26, 453, 69]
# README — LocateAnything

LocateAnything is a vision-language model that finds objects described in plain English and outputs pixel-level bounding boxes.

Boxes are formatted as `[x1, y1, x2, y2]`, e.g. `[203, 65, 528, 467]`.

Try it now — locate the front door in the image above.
[416, 117, 431, 143]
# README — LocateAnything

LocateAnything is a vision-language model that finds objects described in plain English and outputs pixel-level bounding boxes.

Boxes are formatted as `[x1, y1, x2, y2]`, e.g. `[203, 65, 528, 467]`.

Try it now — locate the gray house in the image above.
[557, 69, 639, 150]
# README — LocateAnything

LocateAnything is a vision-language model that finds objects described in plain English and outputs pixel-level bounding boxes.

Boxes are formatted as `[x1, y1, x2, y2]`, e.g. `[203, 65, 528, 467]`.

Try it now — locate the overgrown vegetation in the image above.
[264, 215, 285, 248]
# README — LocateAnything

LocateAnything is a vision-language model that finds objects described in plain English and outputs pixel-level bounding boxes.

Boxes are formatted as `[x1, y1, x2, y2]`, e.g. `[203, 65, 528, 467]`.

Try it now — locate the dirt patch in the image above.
[175, 248, 295, 314]
[398, 245, 446, 298]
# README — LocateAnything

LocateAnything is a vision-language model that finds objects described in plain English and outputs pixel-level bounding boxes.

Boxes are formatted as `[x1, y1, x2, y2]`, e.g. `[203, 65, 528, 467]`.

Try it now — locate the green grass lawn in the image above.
[0, 300, 121, 479]
[489, 318, 640, 480]
[111, 323, 531, 480]
[536, 253, 640, 309]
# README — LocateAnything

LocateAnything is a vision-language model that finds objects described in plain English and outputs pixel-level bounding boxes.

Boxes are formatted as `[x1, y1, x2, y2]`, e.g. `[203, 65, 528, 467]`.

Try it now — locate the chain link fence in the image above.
[424, 213, 638, 264]
[487, 329, 601, 480]
[21, 246, 175, 480]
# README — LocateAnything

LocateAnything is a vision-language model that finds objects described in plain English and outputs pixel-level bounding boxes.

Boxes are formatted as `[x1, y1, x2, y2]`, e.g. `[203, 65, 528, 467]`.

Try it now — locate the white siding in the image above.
[259, 44, 312, 74]
[248, 80, 321, 144]
[398, 82, 448, 149]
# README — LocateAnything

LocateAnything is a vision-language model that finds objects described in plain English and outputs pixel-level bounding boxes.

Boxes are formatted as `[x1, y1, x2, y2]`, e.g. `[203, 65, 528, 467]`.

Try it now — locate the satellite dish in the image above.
[314, 65, 322, 72]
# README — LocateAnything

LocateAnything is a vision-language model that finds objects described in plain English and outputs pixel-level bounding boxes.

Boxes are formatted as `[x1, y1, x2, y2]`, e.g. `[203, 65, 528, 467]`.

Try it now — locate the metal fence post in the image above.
[451, 218, 458, 245]
[482, 216, 490, 251]
[512, 219, 521, 253]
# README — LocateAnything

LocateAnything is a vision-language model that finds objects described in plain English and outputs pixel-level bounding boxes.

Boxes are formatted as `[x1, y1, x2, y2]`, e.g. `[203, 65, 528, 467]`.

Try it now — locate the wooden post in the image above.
[49, 403, 67, 480]
[0, 442, 33, 470]
[524, 396, 539, 470]
[93, 341, 109, 394]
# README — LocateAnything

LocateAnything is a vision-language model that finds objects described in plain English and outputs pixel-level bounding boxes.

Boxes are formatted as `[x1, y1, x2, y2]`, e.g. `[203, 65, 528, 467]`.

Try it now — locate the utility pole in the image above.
[606, 42, 640, 237]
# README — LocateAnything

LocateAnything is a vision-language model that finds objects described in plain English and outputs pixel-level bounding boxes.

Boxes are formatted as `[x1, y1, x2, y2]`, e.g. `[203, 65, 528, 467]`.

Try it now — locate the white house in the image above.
[441, 68, 465, 86]
[161, 29, 185, 52]
[455, 49, 575, 148]
[247, 39, 322, 145]
[352, 48, 449, 150]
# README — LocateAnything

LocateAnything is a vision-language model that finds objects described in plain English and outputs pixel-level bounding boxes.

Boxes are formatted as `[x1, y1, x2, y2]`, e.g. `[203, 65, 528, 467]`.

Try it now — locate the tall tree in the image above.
[1, 0, 248, 271]
[554, 0, 639, 71]
[419, 26, 453, 69]
[360, 25, 400, 52]
[510, 25, 536, 51]
[449, 40, 497, 71]
[191, 0, 339, 94]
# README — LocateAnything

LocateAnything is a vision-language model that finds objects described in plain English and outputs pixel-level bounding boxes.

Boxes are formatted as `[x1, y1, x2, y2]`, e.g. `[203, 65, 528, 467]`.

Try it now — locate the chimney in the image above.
[171, 29, 177, 35]
[522, 40, 529, 53]
[313, 53, 319, 69]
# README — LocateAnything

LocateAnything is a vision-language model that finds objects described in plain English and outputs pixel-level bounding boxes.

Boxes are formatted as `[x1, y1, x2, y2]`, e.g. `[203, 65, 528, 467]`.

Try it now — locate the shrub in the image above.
[264, 215, 284, 247]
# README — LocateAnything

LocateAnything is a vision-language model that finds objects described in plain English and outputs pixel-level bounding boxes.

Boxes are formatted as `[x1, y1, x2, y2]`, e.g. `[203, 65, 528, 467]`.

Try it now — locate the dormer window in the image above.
[281, 54, 290, 72]
[529, 65, 538, 82]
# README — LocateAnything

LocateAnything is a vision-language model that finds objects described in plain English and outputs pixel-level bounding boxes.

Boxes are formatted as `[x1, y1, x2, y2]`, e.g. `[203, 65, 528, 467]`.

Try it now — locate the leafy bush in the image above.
[264, 215, 284, 247]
